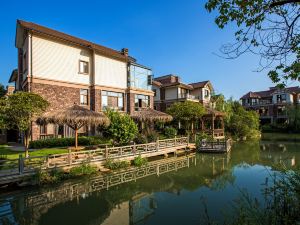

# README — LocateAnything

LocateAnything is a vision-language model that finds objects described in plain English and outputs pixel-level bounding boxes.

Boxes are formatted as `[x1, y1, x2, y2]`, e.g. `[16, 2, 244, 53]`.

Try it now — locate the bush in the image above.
[34, 168, 66, 185]
[134, 133, 147, 144]
[69, 164, 97, 177]
[132, 155, 148, 167]
[104, 159, 131, 170]
[147, 131, 159, 143]
[104, 110, 138, 144]
[164, 127, 178, 138]
[29, 136, 108, 149]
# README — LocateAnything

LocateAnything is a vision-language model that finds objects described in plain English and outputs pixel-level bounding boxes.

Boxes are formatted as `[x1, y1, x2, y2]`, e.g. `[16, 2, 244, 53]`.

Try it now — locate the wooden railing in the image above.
[198, 139, 232, 152]
[23, 155, 196, 210]
[0, 137, 189, 181]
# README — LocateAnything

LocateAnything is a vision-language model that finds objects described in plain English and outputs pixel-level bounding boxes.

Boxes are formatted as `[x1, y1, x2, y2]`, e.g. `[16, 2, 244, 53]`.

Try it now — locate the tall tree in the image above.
[166, 101, 206, 132]
[1, 92, 49, 156]
[205, 0, 300, 86]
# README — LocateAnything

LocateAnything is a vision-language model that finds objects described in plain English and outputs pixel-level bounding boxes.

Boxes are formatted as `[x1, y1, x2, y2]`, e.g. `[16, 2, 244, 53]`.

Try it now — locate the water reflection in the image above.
[0, 141, 299, 225]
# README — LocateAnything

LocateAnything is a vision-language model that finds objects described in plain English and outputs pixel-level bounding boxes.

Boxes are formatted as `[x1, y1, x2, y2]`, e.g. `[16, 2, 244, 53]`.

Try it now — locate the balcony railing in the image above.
[178, 93, 196, 100]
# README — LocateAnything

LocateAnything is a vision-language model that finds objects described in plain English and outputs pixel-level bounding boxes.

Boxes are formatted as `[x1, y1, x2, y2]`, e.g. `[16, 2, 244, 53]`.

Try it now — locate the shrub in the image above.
[147, 131, 159, 143]
[104, 110, 138, 144]
[132, 155, 148, 167]
[29, 136, 107, 149]
[164, 127, 178, 138]
[69, 164, 97, 177]
[104, 159, 131, 170]
[34, 168, 66, 185]
[134, 133, 147, 144]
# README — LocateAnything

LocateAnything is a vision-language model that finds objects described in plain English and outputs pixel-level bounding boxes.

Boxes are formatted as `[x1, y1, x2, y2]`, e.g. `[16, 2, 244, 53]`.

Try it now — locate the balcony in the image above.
[178, 93, 197, 101]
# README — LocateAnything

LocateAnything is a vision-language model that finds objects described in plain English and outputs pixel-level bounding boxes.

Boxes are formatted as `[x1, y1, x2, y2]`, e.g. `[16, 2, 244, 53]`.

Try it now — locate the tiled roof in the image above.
[17, 20, 128, 61]
[189, 81, 209, 88]
[240, 86, 300, 99]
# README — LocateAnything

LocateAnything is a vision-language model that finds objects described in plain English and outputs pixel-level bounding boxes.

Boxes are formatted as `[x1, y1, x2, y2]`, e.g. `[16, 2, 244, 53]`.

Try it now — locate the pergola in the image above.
[201, 108, 225, 139]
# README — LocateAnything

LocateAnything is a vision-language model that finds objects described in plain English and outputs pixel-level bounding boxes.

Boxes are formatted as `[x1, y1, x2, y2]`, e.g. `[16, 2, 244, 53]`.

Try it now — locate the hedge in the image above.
[29, 136, 110, 149]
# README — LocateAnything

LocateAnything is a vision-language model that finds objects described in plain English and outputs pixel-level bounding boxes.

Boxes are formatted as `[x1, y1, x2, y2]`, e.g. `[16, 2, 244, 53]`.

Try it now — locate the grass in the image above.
[261, 132, 300, 142]
[0, 145, 68, 160]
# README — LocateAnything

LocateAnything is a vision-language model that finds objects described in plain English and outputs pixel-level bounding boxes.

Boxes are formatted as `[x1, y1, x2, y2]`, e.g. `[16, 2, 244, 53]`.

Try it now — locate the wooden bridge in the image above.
[0, 137, 194, 185]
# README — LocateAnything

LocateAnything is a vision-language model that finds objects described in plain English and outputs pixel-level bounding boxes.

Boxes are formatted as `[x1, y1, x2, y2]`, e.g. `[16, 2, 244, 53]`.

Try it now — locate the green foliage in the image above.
[146, 131, 159, 143]
[287, 105, 300, 132]
[69, 164, 97, 177]
[132, 155, 148, 167]
[34, 168, 66, 185]
[134, 133, 148, 144]
[205, 0, 300, 85]
[29, 136, 109, 149]
[1, 92, 49, 131]
[104, 110, 138, 144]
[104, 159, 130, 170]
[167, 101, 206, 131]
[225, 101, 260, 139]
[0, 84, 6, 98]
[164, 126, 177, 138]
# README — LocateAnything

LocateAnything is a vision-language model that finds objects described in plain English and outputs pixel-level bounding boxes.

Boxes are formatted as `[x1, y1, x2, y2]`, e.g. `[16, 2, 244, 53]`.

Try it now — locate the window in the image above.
[79, 60, 89, 74]
[101, 91, 124, 111]
[277, 94, 286, 102]
[80, 89, 88, 105]
[135, 94, 150, 110]
[129, 64, 152, 90]
[154, 89, 157, 97]
[23, 52, 27, 72]
[204, 89, 210, 98]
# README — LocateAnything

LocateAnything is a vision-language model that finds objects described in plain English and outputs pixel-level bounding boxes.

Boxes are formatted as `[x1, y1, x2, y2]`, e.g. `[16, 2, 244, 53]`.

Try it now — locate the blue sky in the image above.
[0, 0, 275, 99]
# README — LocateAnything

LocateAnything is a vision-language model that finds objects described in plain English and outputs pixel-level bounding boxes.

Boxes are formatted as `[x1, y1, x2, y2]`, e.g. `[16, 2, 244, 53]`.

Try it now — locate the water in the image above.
[0, 141, 299, 225]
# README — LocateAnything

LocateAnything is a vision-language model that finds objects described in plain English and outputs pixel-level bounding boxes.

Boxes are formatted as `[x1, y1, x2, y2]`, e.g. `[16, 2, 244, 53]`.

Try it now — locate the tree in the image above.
[104, 110, 138, 145]
[225, 101, 260, 139]
[1, 92, 49, 156]
[205, 0, 300, 86]
[0, 84, 6, 97]
[166, 101, 206, 132]
[287, 104, 300, 131]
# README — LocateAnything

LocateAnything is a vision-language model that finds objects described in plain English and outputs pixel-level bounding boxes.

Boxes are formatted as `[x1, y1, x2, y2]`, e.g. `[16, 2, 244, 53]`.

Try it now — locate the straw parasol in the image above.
[130, 108, 173, 123]
[37, 105, 110, 149]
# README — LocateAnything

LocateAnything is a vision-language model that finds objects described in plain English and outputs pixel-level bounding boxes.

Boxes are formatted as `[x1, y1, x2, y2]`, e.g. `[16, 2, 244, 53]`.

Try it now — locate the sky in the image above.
[0, 0, 275, 99]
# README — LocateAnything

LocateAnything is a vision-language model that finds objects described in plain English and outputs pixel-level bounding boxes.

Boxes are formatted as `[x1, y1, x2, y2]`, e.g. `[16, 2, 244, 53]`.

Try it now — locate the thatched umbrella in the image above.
[131, 108, 173, 123]
[37, 105, 110, 149]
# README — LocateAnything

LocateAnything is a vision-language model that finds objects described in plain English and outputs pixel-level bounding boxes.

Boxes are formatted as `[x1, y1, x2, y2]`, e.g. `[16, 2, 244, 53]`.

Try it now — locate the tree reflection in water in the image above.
[0, 141, 299, 225]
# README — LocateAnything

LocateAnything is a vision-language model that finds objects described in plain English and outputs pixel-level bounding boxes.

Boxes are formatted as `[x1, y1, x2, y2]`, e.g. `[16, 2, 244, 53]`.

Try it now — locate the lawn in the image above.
[0, 145, 69, 160]
[261, 132, 300, 142]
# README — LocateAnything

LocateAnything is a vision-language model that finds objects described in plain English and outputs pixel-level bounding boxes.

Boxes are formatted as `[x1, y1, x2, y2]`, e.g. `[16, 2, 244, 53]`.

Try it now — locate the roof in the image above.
[8, 69, 18, 83]
[162, 82, 194, 90]
[131, 108, 173, 122]
[203, 108, 226, 117]
[240, 86, 300, 99]
[152, 80, 162, 87]
[17, 20, 128, 62]
[189, 81, 210, 88]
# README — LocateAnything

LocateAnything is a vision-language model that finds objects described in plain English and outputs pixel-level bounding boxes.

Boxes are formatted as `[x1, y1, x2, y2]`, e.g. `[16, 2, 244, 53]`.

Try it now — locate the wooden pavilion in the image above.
[201, 108, 225, 139]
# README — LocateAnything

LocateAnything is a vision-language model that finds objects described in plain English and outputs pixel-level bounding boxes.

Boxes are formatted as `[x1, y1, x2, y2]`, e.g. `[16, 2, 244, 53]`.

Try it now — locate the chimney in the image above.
[121, 48, 129, 56]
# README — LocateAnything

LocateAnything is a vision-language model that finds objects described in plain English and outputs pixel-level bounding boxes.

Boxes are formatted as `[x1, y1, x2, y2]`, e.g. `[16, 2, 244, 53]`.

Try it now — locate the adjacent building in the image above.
[240, 86, 300, 124]
[9, 20, 154, 141]
[152, 74, 213, 112]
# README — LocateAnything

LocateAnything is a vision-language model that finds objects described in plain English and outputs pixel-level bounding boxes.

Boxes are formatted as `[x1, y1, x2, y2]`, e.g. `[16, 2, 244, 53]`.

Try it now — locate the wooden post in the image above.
[212, 116, 215, 139]
[174, 135, 177, 146]
[133, 142, 136, 155]
[75, 128, 78, 149]
[156, 164, 160, 176]
[156, 139, 159, 151]
[68, 149, 72, 166]
[18, 154, 24, 174]
[105, 145, 108, 159]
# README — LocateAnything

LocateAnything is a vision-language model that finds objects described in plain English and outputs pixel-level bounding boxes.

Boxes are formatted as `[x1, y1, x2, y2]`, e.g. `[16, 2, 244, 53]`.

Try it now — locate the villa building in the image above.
[152, 74, 213, 111]
[8, 20, 155, 141]
[240, 86, 300, 124]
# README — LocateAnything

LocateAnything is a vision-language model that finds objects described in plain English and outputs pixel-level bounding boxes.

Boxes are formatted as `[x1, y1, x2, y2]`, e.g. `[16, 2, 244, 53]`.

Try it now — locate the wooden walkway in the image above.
[0, 137, 194, 185]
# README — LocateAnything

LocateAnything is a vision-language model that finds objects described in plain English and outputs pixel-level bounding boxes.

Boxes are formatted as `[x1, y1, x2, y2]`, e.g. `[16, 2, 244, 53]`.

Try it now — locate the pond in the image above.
[0, 140, 299, 225]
